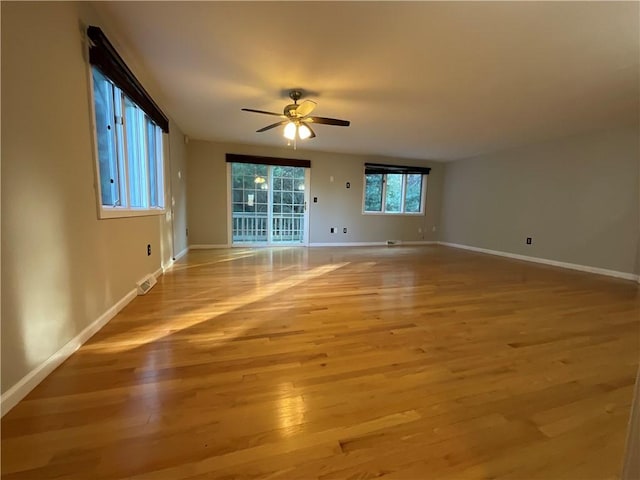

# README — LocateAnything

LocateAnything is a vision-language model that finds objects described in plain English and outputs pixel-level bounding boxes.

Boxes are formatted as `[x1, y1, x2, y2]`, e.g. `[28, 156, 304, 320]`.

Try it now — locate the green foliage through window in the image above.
[364, 172, 425, 214]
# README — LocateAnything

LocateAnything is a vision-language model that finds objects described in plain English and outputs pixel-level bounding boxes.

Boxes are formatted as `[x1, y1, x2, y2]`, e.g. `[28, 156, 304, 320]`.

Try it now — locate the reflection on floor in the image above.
[2, 245, 638, 479]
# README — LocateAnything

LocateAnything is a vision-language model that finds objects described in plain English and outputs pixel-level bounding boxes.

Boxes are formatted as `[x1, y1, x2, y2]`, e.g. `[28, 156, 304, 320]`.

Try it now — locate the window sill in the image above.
[98, 207, 166, 219]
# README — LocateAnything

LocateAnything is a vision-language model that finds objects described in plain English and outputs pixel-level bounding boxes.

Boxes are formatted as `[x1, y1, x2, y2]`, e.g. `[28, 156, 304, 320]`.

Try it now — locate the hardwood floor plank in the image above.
[2, 246, 638, 479]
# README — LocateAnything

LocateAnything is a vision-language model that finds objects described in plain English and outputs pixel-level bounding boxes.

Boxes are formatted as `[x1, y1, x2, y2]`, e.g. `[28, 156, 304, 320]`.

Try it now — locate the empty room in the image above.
[2, 1, 639, 479]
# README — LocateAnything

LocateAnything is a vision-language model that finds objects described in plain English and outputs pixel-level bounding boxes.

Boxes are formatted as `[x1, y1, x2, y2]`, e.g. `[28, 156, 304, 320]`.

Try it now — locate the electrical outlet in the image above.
[346, 182, 350, 189]
[330, 227, 335, 233]
[313, 197, 318, 203]
[526, 237, 532, 245]
[343, 227, 347, 234]
[147, 244, 151, 256]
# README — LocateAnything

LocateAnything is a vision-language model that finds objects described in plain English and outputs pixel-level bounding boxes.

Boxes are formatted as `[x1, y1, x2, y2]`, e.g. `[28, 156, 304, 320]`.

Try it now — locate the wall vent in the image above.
[136, 274, 157, 295]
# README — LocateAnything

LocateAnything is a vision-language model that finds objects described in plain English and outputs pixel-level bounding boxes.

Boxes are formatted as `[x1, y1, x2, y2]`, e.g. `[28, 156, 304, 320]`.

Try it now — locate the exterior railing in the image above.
[232, 212, 304, 243]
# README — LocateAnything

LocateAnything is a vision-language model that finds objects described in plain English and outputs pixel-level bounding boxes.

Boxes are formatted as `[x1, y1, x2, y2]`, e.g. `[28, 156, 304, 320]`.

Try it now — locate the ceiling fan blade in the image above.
[242, 108, 285, 117]
[296, 100, 317, 117]
[256, 120, 288, 132]
[307, 116, 350, 127]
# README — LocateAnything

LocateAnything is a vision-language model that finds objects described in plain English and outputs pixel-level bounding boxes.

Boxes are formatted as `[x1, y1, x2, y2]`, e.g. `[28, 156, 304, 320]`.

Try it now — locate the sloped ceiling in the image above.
[95, 1, 639, 161]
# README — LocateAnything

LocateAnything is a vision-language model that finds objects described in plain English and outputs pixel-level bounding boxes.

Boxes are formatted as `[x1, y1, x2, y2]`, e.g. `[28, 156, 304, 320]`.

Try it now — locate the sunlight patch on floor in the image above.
[83, 261, 350, 354]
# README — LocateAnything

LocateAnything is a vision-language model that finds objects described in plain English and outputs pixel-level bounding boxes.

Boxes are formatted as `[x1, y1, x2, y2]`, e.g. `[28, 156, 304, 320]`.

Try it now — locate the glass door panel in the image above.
[271, 166, 306, 244]
[231, 163, 269, 243]
[230, 163, 308, 245]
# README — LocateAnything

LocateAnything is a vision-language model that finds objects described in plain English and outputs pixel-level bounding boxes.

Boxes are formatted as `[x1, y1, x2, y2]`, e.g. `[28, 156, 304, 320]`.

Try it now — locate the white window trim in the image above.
[87, 62, 167, 219]
[362, 173, 427, 215]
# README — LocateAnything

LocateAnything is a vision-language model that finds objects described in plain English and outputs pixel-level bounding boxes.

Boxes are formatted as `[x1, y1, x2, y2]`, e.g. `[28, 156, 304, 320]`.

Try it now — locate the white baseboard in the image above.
[191, 242, 438, 249]
[162, 247, 189, 272]
[0, 274, 154, 417]
[310, 242, 385, 247]
[309, 241, 438, 247]
[401, 241, 439, 246]
[439, 242, 639, 282]
[173, 247, 189, 261]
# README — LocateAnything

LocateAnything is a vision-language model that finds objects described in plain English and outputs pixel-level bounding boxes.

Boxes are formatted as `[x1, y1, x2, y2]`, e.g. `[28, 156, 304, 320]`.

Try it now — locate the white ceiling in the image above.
[96, 1, 639, 161]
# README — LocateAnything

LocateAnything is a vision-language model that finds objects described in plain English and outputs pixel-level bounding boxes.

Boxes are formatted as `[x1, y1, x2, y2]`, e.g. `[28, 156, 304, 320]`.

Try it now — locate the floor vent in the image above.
[136, 274, 157, 295]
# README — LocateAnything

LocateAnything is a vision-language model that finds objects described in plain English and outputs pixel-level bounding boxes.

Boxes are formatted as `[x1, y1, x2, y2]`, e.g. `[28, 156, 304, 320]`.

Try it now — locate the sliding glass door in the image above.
[230, 163, 309, 245]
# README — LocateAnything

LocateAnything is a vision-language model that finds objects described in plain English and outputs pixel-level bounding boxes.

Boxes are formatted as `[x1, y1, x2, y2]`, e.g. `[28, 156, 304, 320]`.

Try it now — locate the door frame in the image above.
[227, 162, 310, 247]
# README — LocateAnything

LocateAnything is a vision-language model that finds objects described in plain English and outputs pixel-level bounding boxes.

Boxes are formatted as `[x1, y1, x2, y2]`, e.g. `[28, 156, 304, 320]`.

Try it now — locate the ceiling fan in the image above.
[242, 90, 350, 141]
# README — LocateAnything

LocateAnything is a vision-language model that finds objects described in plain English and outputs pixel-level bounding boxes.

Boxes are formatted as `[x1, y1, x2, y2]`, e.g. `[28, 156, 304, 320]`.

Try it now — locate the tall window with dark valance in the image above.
[87, 26, 169, 217]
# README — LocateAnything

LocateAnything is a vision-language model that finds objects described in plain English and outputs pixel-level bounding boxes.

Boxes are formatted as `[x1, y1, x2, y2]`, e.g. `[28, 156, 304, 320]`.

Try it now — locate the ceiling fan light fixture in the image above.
[243, 90, 350, 144]
[284, 122, 297, 140]
[298, 123, 312, 140]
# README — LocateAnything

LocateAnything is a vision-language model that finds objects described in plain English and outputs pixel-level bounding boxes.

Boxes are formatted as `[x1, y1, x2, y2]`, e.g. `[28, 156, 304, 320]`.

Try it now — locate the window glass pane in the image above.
[404, 174, 423, 213]
[384, 174, 402, 212]
[364, 174, 383, 212]
[146, 118, 158, 207]
[231, 163, 268, 242]
[92, 68, 120, 206]
[156, 127, 165, 208]
[256, 190, 268, 204]
[124, 97, 148, 208]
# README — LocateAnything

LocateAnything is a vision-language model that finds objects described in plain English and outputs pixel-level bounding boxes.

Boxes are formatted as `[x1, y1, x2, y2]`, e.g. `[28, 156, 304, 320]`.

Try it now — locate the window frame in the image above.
[88, 64, 167, 219]
[362, 172, 427, 215]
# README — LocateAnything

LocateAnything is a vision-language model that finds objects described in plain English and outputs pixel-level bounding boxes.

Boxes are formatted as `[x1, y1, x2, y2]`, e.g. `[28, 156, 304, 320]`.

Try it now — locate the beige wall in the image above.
[1, 2, 186, 394]
[170, 128, 188, 256]
[187, 140, 443, 245]
[441, 127, 639, 274]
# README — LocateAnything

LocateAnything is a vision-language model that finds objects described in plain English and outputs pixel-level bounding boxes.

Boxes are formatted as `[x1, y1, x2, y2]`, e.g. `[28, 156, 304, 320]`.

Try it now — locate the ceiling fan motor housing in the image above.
[284, 90, 303, 117]
[284, 104, 300, 117]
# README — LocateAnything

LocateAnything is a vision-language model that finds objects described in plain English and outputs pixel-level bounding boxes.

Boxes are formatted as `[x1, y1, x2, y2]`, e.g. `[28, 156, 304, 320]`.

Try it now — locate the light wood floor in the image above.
[2, 246, 639, 479]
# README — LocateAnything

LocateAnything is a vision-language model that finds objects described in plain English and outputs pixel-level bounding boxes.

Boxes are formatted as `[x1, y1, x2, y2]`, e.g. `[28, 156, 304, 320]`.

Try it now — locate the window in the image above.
[87, 26, 168, 218]
[91, 67, 164, 215]
[363, 163, 430, 214]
